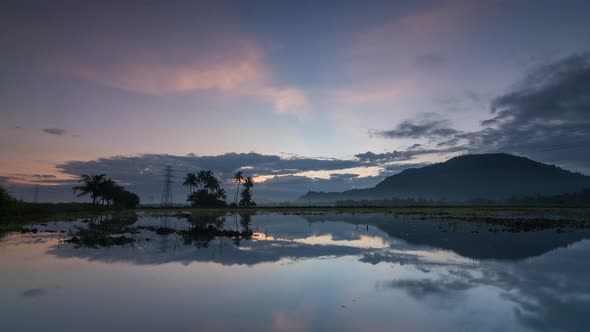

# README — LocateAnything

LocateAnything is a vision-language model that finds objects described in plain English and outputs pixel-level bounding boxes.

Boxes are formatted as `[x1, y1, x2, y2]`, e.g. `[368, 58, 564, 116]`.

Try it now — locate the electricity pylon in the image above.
[160, 166, 174, 207]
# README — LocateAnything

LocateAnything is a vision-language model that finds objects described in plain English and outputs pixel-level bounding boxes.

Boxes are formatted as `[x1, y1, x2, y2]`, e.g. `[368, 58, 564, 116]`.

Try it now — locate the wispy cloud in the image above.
[355, 146, 463, 164]
[62, 41, 267, 95]
[256, 87, 310, 118]
[413, 52, 448, 70]
[372, 53, 590, 173]
[43, 128, 66, 135]
[59, 40, 310, 118]
[20, 288, 46, 297]
[350, 1, 474, 58]
[372, 117, 461, 139]
[331, 82, 414, 105]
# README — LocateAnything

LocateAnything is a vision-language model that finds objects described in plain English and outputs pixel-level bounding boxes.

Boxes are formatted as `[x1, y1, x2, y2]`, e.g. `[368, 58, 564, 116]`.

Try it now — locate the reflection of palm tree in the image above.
[239, 213, 252, 232]
[233, 171, 244, 206]
[73, 174, 106, 205]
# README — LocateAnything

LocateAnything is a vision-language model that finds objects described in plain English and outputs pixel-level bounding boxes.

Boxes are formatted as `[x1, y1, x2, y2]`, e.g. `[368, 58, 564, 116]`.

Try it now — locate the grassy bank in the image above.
[0, 201, 121, 234]
[139, 205, 590, 214]
[4, 203, 590, 220]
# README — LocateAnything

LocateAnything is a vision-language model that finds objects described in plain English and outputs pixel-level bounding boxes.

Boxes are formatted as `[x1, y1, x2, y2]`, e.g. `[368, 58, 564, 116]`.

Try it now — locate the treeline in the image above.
[0, 185, 18, 216]
[0, 184, 109, 220]
[506, 188, 590, 206]
[334, 188, 590, 207]
[73, 174, 140, 208]
[0, 175, 139, 220]
[335, 198, 450, 207]
[182, 170, 255, 208]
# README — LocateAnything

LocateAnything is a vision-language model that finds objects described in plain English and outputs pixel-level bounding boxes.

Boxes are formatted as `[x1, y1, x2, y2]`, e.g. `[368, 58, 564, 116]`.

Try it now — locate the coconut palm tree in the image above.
[73, 174, 106, 205]
[233, 171, 244, 206]
[98, 178, 117, 205]
[201, 170, 220, 194]
[197, 170, 209, 190]
[239, 177, 255, 207]
[183, 172, 198, 195]
[216, 187, 227, 200]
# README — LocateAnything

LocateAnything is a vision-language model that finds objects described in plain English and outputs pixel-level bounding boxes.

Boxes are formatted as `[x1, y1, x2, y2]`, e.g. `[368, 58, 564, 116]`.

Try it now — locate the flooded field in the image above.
[1, 209, 590, 331]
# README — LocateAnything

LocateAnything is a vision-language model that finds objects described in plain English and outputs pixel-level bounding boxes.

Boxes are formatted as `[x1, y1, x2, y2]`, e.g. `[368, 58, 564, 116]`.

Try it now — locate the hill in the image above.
[298, 153, 590, 204]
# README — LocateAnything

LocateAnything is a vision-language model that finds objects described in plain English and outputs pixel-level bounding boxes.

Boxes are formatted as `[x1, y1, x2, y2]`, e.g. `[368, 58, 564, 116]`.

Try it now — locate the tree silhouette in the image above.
[111, 186, 140, 208]
[233, 171, 244, 207]
[99, 178, 116, 205]
[73, 174, 106, 205]
[187, 170, 227, 208]
[239, 176, 256, 207]
[73, 174, 139, 208]
[183, 172, 199, 195]
[201, 170, 220, 193]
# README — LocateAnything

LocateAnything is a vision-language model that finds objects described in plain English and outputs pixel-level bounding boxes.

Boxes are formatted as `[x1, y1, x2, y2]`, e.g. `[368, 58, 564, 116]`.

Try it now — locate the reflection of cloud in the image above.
[24, 212, 590, 332]
[273, 304, 314, 332]
[292, 234, 389, 249]
[377, 278, 473, 300]
[45, 216, 383, 266]
[373, 240, 590, 332]
[48, 236, 366, 267]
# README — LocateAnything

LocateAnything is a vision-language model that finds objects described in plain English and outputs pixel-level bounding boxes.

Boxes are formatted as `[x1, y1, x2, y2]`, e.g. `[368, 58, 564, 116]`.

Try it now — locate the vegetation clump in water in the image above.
[59, 212, 255, 248]
[65, 228, 135, 247]
[64, 214, 139, 247]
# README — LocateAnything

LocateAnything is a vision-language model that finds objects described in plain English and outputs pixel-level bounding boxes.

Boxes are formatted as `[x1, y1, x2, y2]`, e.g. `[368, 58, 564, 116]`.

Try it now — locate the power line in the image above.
[160, 165, 174, 207]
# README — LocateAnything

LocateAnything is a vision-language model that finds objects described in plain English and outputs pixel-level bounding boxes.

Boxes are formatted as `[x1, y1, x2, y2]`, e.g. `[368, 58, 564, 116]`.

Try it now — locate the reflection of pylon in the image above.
[160, 166, 174, 207]
[33, 184, 39, 203]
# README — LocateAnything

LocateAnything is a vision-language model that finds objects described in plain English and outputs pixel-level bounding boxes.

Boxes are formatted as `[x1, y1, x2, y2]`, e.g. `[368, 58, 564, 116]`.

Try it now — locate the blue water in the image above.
[1, 211, 589, 331]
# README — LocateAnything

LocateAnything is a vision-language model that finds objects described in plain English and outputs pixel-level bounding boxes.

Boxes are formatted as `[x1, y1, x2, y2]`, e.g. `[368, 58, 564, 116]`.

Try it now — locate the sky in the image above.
[1, 0, 590, 203]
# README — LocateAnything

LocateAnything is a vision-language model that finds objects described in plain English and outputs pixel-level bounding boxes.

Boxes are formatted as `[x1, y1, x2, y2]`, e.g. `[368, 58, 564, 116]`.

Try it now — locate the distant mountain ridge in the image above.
[298, 153, 590, 203]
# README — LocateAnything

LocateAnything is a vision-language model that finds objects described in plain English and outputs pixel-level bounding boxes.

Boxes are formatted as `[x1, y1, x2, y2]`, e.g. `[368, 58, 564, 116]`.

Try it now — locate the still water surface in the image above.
[1, 211, 589, 331]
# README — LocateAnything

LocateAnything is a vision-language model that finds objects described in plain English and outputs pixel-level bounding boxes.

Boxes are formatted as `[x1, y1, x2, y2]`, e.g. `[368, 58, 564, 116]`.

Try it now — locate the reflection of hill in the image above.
[374, 240, 590, 332]
[302, 213, 590, 261]
[43, 212, 590, 265]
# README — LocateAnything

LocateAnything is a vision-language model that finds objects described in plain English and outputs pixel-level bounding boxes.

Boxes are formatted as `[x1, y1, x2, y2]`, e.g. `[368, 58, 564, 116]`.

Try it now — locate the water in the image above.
[1, 211, 590, 331]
